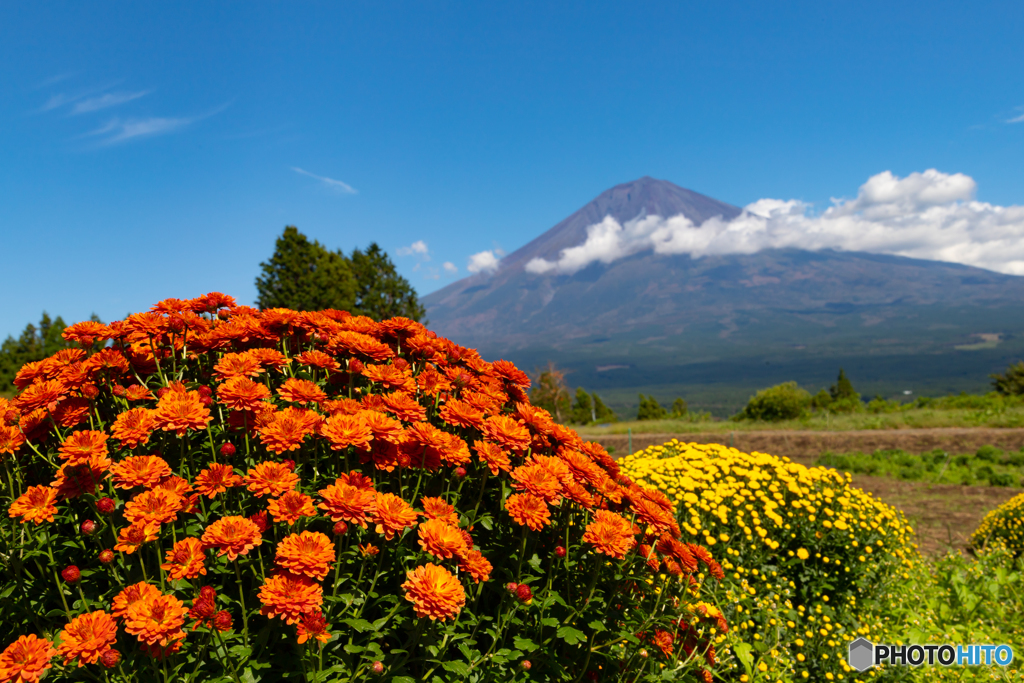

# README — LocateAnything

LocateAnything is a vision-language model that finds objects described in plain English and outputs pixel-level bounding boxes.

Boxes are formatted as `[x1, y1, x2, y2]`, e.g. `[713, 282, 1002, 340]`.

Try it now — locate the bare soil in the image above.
[597, 428, 1024, 556]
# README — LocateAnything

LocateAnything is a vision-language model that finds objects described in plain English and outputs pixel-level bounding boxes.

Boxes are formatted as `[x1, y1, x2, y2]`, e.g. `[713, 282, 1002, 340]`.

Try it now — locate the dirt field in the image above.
[595, 429, 1024, 556]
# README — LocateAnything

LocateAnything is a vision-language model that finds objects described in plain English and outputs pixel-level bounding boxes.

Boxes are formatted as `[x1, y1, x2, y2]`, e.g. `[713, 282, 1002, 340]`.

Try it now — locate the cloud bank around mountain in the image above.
[525, 169, 1024, 276]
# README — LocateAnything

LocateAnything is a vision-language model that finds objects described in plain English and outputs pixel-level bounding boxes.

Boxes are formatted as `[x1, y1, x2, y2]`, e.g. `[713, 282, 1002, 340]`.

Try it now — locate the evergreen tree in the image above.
[0, 312, 71, 391]
[592, 392, 617, 422]
[255, 226, 357, 312]
[350, 243, 426, 322]
[529, 364, 571, 423]
[829, 368, 859, 401]
[570, 387, 594, 424]
[992, 361, 1024, 396]
[671, 398, 688, 417]
[637, 394, 668, 421]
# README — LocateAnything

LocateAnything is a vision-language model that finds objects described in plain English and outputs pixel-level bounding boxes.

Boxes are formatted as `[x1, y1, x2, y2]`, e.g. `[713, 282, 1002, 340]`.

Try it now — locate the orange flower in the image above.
[110, 455, 172, 489]
[124, 385, 155, 401]
[631, 496, 676, 534]
[194, 463, 243, 498]
[114, 521, 161, 554]
[161, 538, 207, 580]
[274, 531, 335, 580]
[317, 481, 376, 527]
[361, 411, 405, 445]
[401, 563, 465, 621]
[511, 463, 562, 503]
[473, 441, 511, 475]
[58, 430, 109, 465]
[63, 320, 112, 346]
[257, 407, 321, 454]
[201, 516, 263, 560]
[361, 363, 409, 389]
[124, 592, 187, 647]
[504, 493, 550, 531]
[110, 408, 157, 449]
[294, 350, 341, 372]
[420, 497, 459, 525]
[582, 510, 636, 559]
[152, 475, 193, 498]
[8, 486, 58, 525]
[52, 456, 111, 500]
[0, 424, 26, 456]
[154, 387, 212, 436]
[320, 413, 373, 451]
[268, 490, 316, 526]
[217, 376, 271, 412]
[417, 518, 467, 560]
[13, 379, 67, 412]
[359, 543, 380, 557]
[439, 399, 485, 430]
[381, 391, 426, 423]
[482, 415, 531, 451]
[213, 351, 263, 380]
[0, 634, 56, 683]
[277, 378, 327, 405]
[56, 611, 118, 667]
[296, 610, 331, 645]
[112, 582, 162, 619]
[124, 488, 183, 526]
[371, 493, 417, 540]
[458, 549, 493, 583]
[258, 573, 324, 625]
[244, 462, 299, 498]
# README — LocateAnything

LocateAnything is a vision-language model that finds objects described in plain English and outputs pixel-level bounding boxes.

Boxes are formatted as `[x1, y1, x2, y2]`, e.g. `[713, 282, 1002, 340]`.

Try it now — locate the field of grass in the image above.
[817, 445, 1024, 487]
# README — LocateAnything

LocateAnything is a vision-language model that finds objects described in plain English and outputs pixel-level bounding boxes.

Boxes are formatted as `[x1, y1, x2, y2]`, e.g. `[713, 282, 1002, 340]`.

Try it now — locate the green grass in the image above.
[816, 446, 1024, 487]
[577, 392, 1024, 435]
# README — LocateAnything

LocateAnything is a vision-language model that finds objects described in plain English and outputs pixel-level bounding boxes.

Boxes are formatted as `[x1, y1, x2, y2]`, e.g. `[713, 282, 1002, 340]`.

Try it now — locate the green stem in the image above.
[234, 561, 250, 646]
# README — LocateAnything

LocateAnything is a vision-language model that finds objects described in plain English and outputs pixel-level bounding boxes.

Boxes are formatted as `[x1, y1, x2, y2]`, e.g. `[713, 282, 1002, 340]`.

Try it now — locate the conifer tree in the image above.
[350, 243, 426, 322]
[255, 226, 357, 312]
[0, 312, 72, 390]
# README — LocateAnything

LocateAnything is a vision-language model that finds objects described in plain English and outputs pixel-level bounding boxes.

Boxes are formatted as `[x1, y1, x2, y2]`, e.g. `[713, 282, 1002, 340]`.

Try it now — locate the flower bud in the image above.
[249, 511, 269, 533]
[454, 466, 467, 478]
[282, 459, 296, 471]
[99, 550, 114, 564]
[96, 498, 115, 515]
[333, 521, 349, 536]
[515, 584, 533, 603]
[99, 649, 121, 669]
[199, 586, 217, 601]
[213, 610, 233, 632]
[61, 565, 81, 583]
[555, 546, 566, 558]
[219, 442, 236, 458]
[371, 661, 384, 675]
[520, 660, 532, 671]
[197, 385, 212, 397]
[506, 582, 518, 593]
[80, 519, 96, 536]
[348, 359, 364, 374]
[200, 395, 214, 407]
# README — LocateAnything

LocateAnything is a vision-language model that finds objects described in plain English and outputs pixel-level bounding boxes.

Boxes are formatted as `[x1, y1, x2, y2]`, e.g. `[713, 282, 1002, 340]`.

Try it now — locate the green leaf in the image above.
[344, 644, 364, 654]
[343, 618, 374, 632]
[442, 661, 471, 677]
[390, 677, 416, 683]
[513, 637, 538, 652]
[229, 645, 253, 659]
[372, 615, 391, 631]
[541, 617, 559, 628]
[587, 620, 607, 632]
[556, 626, 587, 645]
[732, 642, 754, 676]
[528, 554, 542, 572]
[241, 668, 259, 683]
[478, 514, 493, 531]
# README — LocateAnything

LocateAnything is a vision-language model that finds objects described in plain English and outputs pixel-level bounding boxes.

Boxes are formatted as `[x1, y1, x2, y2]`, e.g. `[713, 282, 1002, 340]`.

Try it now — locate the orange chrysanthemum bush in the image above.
[0, 294, 726, 682]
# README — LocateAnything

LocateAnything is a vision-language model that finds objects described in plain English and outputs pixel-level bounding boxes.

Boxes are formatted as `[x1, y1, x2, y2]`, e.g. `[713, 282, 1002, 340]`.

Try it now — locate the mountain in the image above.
[423, 177, 1024, 414]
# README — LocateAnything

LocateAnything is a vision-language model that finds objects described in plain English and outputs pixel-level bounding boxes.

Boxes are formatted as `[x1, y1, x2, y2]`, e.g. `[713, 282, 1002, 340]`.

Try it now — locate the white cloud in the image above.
[397, 240, 430, 258]
[443, 261, 458, 275]
[468, 250, 501, 274]
[72, 90, 150, 114]
[525, 169, 1024, 276]
[291, 167, 358, 194]
[1008, 111, 1024, 124]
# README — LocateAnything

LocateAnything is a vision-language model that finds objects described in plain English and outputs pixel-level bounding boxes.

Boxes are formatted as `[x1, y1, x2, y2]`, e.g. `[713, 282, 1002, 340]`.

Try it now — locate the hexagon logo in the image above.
[848, 638, 875, 672]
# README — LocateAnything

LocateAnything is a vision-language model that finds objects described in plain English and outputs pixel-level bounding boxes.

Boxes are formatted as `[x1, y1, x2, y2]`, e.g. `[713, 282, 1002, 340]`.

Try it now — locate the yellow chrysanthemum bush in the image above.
[970, 491, 1024, 557]
[0, 295, 726, 683]
[620, 441, 916, 682]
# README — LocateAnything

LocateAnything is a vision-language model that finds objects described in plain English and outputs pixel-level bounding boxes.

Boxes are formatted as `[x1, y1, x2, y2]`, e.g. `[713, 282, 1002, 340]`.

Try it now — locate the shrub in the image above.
[740, 382, 810, 422]
[619, 441, 915, 681]
[636, 394, 668, 421]
[976, 445, 1002, 462]
[0, 295, 726, 682]
[991, 360, 1024, 396]
[971, 492, 1024, 556]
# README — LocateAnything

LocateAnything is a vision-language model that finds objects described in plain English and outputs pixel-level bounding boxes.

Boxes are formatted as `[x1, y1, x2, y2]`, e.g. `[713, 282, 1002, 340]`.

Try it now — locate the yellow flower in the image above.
[797, 548, 809, 560]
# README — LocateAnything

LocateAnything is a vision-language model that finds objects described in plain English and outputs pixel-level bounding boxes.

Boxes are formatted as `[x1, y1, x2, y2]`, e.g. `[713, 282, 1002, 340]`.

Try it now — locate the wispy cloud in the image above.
[36, 73, 77, 88]
[72, 90, 150, 114]
[443, 261, 458, 275]
[291, 167, 358, 194]
[86, 116, 193, 145]
[397, 240, 430, 258]
[1008, 112, 1024, 124]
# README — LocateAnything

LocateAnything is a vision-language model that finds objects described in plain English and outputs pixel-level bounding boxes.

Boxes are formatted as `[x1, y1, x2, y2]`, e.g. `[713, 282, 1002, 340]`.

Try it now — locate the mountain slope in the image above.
[423, 177, 1024, 413]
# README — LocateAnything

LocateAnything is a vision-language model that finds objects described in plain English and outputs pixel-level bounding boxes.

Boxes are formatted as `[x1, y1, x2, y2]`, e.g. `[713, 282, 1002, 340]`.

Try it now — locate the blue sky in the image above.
[2, 1, 1023, 338]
